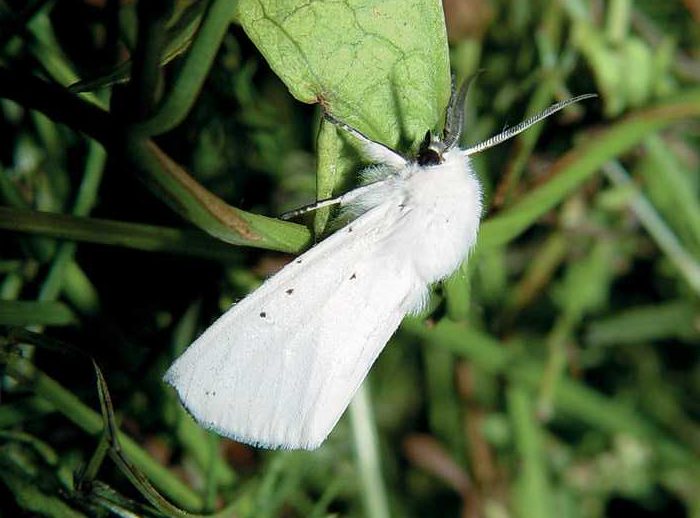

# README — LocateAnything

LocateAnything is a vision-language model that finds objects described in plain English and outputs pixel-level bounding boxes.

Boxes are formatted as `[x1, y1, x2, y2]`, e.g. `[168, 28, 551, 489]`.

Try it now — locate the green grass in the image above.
[1, 0, 698, 516]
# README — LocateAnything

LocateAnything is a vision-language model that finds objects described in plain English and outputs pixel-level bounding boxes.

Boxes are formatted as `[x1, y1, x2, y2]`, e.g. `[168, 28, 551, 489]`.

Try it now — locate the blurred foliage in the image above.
[1, 0, 699, 517]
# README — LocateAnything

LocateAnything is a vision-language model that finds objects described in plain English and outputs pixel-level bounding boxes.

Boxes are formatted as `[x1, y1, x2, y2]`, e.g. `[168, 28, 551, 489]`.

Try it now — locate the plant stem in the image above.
[0, 207, 245, 261]
[508, 386, 551, 518]
[4, 355, 203, 511]
[349, 384, 391, 518]
[603, 161, 700, 295]
[135, 0, 238, 135]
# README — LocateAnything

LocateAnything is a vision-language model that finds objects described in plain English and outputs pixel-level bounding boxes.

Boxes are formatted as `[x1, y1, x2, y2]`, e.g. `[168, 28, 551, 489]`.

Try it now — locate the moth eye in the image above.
[417, 148, 442, 166]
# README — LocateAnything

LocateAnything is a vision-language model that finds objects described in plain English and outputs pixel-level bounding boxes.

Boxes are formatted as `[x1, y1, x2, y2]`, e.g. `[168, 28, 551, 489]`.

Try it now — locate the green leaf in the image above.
[134, 0, 240, 135]
[0, 207, 253, 261]
[128, 139, 311, 252]
[0, 301, 76, 326]
[69, 0, 208, 93]
[553, 240, 614, 319]
[0, 431, 59, 467]
[0, 472, 85, 518]
[238, 0, 451, 148]
[640, 136, 700, 255]
[586, 302, 700, 347]
[0, 440, 84, 518]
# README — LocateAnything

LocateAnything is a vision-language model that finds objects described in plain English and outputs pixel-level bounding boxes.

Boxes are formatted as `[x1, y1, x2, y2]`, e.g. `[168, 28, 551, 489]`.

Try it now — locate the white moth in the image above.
[164, 79, 594, 450]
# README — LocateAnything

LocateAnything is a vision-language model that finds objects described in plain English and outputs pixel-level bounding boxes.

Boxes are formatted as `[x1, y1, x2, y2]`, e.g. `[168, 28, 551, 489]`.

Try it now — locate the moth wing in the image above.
[164, 202, 418, 449]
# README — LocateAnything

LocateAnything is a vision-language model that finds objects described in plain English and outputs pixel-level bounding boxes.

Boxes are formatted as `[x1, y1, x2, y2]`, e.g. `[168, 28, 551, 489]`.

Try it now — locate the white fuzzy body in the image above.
[164, 148, 482, 449]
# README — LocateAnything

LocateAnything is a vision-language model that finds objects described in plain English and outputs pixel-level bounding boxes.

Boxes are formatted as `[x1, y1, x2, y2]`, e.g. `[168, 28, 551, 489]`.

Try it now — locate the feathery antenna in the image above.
[443, 73, 481, 150]
[461, 94, 597, 157]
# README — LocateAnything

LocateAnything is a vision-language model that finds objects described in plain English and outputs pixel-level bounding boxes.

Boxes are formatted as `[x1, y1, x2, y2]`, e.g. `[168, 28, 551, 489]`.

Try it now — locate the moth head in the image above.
[417, 130, 447, 166]
[415, 75, 473, 166]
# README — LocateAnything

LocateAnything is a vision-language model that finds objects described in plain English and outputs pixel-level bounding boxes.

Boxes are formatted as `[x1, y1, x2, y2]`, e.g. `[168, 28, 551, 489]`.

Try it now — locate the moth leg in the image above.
[323, 113, 407, 169]
[280, 196, 344, 220]
[281, 113, 405, 221]
[279, 180, 388, 220]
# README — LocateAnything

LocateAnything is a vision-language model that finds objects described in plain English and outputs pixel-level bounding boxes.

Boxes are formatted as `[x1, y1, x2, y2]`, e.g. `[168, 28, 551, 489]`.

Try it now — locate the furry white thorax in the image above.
[344, 149, 481, 310]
